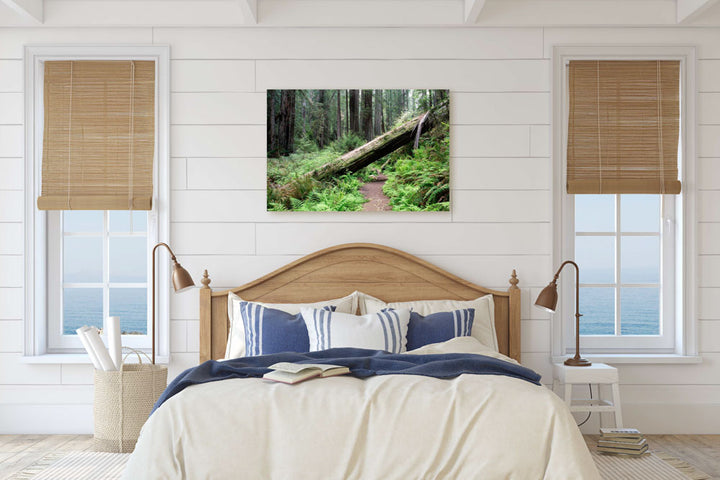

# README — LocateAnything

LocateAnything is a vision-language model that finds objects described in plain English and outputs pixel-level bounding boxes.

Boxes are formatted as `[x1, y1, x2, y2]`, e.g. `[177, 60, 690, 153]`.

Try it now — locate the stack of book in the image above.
[597, 428, 648, 456]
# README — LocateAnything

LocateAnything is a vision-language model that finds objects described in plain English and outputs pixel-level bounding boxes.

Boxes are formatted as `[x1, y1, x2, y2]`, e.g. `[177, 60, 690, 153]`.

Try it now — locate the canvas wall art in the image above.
[266, 89, 450, 212]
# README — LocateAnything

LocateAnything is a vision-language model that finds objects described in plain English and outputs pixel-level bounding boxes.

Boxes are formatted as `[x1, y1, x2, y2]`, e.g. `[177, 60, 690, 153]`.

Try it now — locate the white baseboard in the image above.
[579, 402, 720, 434]
[0, 404, 93, 434]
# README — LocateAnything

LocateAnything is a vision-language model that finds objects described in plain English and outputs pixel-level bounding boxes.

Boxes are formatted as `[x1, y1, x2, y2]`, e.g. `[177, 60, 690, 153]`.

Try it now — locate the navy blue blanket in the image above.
[153, 348, 541, 414]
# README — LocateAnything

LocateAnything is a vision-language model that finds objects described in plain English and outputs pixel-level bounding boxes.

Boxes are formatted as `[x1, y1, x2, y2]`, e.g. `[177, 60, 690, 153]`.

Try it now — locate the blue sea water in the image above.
[579, 288, 660, 335]
[63, 289, 147, 335]
[62, 287, 659, 337]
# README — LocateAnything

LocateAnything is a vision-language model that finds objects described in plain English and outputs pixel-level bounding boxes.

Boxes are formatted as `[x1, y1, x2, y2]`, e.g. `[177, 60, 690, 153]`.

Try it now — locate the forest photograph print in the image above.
[267, 89, 450, 212]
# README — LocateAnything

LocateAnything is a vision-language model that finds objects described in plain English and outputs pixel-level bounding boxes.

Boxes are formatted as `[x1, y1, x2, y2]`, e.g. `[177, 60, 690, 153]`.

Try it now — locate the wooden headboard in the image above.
[199, 243, 521, 363]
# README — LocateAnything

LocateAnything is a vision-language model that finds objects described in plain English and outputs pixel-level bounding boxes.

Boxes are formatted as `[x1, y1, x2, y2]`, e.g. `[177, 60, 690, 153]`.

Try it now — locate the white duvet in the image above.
[124, 338, 600, 479]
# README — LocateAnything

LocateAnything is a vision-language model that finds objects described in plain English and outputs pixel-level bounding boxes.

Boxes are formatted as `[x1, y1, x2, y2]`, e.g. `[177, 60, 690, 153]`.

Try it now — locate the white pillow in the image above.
[358, 292, 498, 352]
[225, 291, 358, 359]
[405, 337, 519, 365]
[301, 308, 411, 353]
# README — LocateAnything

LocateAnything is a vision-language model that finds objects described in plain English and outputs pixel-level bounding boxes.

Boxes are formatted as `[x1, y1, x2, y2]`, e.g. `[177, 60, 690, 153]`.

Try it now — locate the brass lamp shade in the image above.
[534, 282, 558, 313]
[171, 261, 195, 293]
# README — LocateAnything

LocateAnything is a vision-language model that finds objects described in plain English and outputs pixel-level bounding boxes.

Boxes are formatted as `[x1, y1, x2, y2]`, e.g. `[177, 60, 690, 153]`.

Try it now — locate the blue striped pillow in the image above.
[240, 302, 335, 357]
[406, 308, 475, 350]
[301, 308, 411, 353]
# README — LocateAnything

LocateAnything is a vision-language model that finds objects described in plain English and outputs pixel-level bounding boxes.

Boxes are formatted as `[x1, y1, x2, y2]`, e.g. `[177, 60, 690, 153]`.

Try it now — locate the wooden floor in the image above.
[0, 434, 94, 480]
[0, 434, 718, 479]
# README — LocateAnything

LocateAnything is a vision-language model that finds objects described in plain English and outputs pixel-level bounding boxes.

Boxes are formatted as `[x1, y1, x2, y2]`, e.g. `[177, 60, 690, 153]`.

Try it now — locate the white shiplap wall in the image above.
[0, 26, 718, 434]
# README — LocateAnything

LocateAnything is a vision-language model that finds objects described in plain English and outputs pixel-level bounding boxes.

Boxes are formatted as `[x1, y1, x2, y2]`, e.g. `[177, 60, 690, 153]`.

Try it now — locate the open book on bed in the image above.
[263, 362, 350, 385]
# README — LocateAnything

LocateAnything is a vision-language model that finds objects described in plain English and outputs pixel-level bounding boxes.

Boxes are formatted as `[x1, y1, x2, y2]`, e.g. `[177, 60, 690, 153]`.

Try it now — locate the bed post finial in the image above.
[509, 269, 519, 290]
[199, 269, 212, 362]
[508, 269, 521, 362]
[201, 269, 211, 289]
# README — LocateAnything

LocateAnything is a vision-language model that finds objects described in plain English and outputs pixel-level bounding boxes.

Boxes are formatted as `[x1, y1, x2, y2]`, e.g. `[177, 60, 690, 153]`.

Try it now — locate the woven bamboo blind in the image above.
[567, 60, 681, 195]
[37, 60, 155, 210]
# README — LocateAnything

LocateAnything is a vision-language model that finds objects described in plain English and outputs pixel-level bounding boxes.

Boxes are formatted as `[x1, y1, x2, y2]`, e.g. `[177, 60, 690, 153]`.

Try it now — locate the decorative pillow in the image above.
[225, 292, 358, 359]
[301, 308, 411, 353]
[239, 303, 335, 357]
[406, 308, 475, 350]
[358, 292, 498, 352]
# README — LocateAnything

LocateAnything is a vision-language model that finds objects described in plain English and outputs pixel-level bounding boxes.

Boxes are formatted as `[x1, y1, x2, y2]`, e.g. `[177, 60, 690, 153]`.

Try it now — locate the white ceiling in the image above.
[1, 0, 719, 27]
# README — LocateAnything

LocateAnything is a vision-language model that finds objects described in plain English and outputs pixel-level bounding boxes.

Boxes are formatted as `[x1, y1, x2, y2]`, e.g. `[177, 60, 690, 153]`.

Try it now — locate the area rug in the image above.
[9, 449, 712, 480]
[592, 449, 712, 480]
[7, 451, 130, 480]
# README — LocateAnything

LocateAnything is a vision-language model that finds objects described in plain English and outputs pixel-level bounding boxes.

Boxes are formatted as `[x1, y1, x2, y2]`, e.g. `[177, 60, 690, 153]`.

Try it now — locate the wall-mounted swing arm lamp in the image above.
[535, 260, 591, 367]
[152, 242, 195, 364]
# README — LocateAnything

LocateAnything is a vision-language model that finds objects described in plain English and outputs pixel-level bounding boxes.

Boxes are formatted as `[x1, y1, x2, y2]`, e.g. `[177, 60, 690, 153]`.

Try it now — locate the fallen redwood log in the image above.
[274, 101, 448, 197]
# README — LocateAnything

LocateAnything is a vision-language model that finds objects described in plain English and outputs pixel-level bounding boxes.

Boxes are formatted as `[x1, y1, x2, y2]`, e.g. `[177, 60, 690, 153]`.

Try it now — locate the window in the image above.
[552, 46, 697, 357]
[24, 46, 170, 358]
[570, 194, 675, 351]
[47, 211, 151, 351]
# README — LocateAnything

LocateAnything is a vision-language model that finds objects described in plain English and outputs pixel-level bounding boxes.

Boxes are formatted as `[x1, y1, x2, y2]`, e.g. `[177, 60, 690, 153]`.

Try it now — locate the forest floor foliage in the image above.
[267, 123, 450, 212]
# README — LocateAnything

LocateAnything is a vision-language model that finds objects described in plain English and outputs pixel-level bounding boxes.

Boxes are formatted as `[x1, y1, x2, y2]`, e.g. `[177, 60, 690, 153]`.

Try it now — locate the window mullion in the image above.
[660, 195, 667, 337]
[59, 214, 65, 342]
[615, 194, 622, 337]
[103, 210, 110, 333]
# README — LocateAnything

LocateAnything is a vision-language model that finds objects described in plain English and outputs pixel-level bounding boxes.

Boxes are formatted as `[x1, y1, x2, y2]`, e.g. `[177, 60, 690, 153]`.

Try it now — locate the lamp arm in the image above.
[554, 259, 589, 365]
[151, 242, 176, 365]
[552, 260, 582, 328]
[152, 242, 177, 262]
[553, 260, 581, 320]
[553, 260, 579, 280]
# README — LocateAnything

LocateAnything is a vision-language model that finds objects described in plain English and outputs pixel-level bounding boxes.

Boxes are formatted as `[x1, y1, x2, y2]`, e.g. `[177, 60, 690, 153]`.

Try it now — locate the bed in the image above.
[124, 243, 600, 479]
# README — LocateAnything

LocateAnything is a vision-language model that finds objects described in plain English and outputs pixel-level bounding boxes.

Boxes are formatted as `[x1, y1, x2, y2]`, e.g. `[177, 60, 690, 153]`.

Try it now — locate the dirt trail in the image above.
[360, 174, 391, 211]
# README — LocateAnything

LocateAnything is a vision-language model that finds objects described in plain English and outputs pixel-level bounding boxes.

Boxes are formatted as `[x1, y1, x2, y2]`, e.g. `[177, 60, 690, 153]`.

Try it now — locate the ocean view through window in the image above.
[61, 210, 149, 336]
[575, 195, 662, 337]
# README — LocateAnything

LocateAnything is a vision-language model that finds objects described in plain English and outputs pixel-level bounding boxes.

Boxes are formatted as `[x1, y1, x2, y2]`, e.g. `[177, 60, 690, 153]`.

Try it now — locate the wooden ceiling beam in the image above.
[677, 0, 720, 23]
[237, 0, 257, 24]
[464, 0, 487, 24]
[0, 0, 42, 23]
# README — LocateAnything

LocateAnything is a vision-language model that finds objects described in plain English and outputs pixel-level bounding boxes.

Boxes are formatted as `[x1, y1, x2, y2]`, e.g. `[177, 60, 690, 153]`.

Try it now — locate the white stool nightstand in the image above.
[552, 362, 623, 428]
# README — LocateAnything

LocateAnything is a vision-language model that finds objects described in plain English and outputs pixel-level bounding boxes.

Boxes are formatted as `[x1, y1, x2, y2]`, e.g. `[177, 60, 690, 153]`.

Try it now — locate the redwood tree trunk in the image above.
[336, 90, 342, 140]
[317, 90, 328, 148]
[277, 90, 296, 156]
[267, 90, 278, 156]
[374, 89, 383, 137]
[361, 89, 373, 141]
[348, 90, 360, 135]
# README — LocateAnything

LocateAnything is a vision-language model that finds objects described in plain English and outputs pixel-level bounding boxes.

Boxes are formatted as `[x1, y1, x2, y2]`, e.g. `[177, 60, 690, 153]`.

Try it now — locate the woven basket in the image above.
[93, 350, 167, 453]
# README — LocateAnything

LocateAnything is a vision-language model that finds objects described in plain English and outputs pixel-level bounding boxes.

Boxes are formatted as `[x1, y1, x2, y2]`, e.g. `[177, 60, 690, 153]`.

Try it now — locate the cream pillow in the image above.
[225, 291, 358, 359]
[358, 292, 498, 352]
[405, 337, 518, 365]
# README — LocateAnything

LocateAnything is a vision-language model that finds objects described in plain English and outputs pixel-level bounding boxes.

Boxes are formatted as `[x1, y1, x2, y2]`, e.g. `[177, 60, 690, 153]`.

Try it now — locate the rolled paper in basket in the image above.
[107, 316, 122, 370]
[79, 326, 116, 371]
[76, 326, 102, 370]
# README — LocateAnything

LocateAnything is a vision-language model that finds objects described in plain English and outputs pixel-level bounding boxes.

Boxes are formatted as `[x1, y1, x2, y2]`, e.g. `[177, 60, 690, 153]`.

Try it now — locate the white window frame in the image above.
[24, 45, 170, 359]
[551, 45, 698, 359]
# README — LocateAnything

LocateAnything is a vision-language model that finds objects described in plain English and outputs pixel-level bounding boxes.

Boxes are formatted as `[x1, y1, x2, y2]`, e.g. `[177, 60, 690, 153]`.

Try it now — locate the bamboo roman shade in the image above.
[37, 60, 155, 210]
[566, 60, 681, 195]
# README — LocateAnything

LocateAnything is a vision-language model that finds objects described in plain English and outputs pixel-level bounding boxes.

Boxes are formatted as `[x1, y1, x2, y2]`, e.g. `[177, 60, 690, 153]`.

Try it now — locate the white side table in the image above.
[552, 362, 623, 428]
